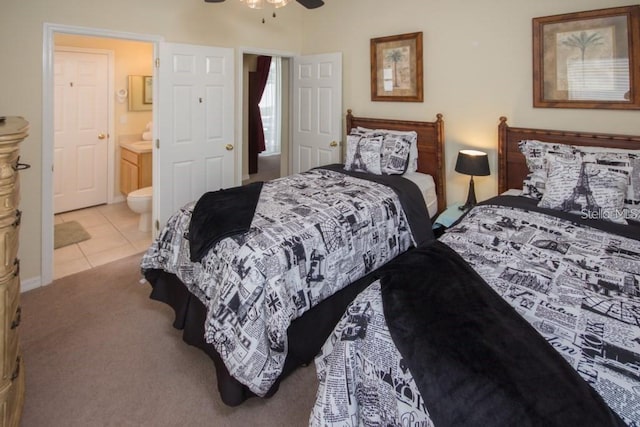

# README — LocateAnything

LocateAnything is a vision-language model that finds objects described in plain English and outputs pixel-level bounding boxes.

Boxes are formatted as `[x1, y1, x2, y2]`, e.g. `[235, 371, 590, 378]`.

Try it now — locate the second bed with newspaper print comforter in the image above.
[310, 196, 640, 426]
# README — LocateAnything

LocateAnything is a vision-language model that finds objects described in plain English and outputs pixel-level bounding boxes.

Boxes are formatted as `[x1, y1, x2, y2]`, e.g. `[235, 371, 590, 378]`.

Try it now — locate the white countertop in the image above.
[120, 140, 152, 154]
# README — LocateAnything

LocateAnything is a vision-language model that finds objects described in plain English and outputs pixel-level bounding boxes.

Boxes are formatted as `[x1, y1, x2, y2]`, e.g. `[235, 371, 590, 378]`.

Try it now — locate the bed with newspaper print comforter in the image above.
[310, 196, 640, 426]
[141, 166, 431, 396]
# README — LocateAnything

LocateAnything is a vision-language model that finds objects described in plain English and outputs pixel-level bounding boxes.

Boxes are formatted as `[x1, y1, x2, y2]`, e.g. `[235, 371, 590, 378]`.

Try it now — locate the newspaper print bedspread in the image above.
[141, 168, 417, 396]
[311, 204, 640, 426]
[310, 281, 433, 427]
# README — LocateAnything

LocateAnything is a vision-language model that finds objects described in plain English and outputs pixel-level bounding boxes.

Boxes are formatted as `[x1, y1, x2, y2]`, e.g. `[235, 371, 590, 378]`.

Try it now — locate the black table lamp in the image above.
[455, 149, 490, 211]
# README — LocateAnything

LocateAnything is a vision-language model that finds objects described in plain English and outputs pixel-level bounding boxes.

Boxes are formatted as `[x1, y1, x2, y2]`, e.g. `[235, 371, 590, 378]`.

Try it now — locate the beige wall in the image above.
[1, 0, 639, 284]
[300, 0, 640, 203]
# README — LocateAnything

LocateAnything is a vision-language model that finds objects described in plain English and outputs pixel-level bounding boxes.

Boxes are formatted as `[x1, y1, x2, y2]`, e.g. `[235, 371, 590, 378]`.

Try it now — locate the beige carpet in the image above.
[245, 154, 281, 184]
[54, 221, 91, 249]
[20, 253, 318, 426]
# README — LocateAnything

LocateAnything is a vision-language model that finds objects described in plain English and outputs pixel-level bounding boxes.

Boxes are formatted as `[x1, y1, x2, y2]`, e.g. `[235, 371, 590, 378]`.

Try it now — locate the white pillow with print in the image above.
[538, 154, 628, 224]
[344, 134, 383, 175]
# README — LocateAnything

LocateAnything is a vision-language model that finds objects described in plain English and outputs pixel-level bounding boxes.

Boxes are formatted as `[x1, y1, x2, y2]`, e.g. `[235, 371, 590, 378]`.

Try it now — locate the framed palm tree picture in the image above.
[533, 5, 640, 109]
[370, 32, 423, 102]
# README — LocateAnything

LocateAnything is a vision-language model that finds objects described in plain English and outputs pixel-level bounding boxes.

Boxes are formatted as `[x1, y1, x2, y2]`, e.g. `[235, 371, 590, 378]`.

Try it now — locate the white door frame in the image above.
[237, 46, 296, 183]
[42, 23, 163, 287]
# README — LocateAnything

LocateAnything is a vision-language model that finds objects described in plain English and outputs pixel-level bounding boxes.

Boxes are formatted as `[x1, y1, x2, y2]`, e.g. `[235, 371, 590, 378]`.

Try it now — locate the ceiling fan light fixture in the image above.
[266, 0, 291, 7]
[243, 0, 265, 9]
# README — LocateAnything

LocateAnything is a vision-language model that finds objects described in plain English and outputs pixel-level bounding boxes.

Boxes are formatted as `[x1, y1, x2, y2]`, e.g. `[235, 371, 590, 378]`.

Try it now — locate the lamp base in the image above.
[459, 176, 477, 211]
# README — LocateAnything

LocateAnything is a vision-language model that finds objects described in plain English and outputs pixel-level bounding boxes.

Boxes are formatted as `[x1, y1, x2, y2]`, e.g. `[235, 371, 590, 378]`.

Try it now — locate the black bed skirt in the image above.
[143, 268, 377, 406]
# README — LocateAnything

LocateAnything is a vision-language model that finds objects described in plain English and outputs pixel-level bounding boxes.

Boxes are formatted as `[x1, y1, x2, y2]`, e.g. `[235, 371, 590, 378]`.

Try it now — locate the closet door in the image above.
[292, 52, 342, 174]
[156, 43, 235, 229]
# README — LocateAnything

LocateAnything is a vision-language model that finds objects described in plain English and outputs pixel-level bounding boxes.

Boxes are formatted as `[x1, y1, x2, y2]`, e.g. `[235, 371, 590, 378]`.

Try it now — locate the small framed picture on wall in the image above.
[370, 32, 423, 102]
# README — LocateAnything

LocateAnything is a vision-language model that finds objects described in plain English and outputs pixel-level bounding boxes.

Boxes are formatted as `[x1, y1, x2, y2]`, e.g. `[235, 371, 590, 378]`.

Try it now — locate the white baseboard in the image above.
[21, 275, 44, 292]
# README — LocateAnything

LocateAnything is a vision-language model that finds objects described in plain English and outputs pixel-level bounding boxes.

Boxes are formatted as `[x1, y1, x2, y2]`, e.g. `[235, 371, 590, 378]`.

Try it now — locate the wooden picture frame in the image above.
[143, 76, 153, 104]
[370, 32, 423, 102]
[127, 75, 152, 112]
[533, 5, 640, 109]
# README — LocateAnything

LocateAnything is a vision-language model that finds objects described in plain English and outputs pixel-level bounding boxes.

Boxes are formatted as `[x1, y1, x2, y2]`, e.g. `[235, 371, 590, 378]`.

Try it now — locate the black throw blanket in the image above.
[188, 181, 263, 262]
[379, 241, 625, 427]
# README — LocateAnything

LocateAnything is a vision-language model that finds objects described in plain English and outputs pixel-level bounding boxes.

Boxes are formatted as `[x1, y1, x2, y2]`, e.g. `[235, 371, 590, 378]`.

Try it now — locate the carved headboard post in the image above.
[346, 109, 354, 134]
[498, 116, 509, 194]
[434, 113, 445, 210]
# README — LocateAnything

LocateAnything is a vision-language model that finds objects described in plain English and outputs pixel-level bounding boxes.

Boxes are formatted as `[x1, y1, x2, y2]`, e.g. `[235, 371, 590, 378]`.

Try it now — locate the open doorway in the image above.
[52, 34, 154, 280]
[242, 53, 291, 184]
[42, 23, 161, 286]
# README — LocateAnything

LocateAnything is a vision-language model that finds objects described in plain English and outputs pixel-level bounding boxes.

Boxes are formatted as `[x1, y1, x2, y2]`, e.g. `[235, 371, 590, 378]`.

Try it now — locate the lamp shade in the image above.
[455, 149, 490, 177]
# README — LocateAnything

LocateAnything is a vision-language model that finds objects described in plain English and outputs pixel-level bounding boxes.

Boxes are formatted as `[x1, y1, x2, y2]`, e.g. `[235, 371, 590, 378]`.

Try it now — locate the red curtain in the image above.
[250, 55, 272, 154]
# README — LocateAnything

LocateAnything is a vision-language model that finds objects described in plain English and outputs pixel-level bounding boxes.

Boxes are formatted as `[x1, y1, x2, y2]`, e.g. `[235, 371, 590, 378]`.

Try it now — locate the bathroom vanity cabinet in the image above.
[120, 145, 152, 195]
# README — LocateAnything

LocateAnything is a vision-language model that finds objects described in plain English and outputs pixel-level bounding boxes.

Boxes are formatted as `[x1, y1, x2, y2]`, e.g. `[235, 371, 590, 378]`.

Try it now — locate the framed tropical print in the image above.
[533, 6, 640, 109]
[370, 32, 423, 102]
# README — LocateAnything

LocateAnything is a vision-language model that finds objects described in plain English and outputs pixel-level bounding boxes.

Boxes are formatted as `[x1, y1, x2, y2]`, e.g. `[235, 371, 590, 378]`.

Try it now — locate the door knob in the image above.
[225, 144, 234, 151]
[330, 141, 338, 147]
[98, 133, 107, 140]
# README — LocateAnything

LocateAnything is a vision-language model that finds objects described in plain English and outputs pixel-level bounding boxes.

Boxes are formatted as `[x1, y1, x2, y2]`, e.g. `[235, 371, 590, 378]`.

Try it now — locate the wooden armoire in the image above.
[0, 117, 28, 426]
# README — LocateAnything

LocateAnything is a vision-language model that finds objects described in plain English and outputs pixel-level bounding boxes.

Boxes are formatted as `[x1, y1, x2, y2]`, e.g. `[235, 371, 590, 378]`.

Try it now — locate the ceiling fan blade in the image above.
[204, 0, 226, 2]
[296, 0, 324, 9]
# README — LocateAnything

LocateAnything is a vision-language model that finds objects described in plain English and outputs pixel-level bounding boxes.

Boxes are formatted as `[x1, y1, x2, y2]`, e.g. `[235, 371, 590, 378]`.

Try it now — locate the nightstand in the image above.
[433, 203, 469, 237]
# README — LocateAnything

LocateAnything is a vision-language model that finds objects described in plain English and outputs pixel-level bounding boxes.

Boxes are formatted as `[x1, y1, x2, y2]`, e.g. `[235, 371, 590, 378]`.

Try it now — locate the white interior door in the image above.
[53, 50, 109, 213]
[292, 53, 342, 174]
[157, 42, 235, 229]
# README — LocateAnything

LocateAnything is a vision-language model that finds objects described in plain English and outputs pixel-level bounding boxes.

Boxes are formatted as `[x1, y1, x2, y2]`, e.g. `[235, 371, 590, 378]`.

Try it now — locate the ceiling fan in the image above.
[204, 0, 324, 9]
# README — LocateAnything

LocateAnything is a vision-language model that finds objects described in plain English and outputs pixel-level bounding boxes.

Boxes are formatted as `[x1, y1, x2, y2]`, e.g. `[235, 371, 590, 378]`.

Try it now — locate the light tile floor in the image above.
[54, 202, 153, 280]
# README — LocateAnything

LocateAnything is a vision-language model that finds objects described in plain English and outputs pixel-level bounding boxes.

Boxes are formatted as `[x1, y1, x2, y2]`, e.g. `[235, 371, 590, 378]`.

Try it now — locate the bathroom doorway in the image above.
[47, 28, 157, 281]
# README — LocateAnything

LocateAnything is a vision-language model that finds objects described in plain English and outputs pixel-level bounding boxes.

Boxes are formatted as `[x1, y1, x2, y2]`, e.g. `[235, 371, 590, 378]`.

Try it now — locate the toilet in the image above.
[127, 186, 152, 232]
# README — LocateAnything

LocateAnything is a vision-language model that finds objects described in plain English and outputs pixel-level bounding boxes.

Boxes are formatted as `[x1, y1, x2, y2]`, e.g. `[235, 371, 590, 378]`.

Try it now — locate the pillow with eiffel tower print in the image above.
[537, 153, 628, 224]
[344, 134, 383, 175]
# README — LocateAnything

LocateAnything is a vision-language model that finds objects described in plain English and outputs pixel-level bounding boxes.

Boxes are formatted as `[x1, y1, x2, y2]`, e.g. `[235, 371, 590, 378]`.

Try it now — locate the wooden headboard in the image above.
[346, 109, 446, 214]
[498, 116, 640, 194]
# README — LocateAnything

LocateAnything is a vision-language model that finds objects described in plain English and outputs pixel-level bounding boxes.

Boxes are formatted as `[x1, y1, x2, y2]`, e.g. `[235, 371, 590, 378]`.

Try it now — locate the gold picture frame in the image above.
[533, 5, 640, 109]
[371, 32, 423, 102]
[143, 76, 153, 104]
